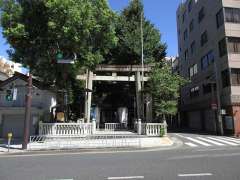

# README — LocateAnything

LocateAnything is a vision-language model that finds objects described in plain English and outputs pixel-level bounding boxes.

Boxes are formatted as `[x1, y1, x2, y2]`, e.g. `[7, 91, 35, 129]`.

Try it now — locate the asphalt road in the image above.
[1, 133, 240, 180]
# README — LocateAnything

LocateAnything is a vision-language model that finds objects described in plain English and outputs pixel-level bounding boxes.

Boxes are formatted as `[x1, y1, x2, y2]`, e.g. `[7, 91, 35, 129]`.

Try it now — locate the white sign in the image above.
[13, 88, 17, 101]
[221, 109, 226, 115]
[57, 59, 75, 64]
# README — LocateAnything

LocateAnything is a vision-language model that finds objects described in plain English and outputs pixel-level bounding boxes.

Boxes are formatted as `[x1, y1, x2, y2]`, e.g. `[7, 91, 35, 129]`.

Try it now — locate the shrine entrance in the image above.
[77, 65, 153, 130]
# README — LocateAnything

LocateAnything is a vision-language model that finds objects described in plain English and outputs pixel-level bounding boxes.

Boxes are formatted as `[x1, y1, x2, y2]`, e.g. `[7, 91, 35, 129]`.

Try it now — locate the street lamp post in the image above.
[140, 11, 145, 121]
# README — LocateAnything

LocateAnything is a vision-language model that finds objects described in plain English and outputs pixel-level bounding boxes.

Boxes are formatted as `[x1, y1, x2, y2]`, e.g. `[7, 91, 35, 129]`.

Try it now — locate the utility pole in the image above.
[22, 74, 32, 149]
[213, 60, 224, 135]
[140, 11, 145, 121]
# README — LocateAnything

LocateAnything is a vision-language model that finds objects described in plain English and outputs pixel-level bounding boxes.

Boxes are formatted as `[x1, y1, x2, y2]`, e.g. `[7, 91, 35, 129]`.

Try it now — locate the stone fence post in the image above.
[137, 119, 142, 135]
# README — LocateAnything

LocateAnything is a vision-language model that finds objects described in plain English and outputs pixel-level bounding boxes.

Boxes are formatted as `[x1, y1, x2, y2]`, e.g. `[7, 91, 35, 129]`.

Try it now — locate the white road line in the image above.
[107, 176, 144, 180]
[207, 137, 239, 146]
[197, 137, 225, 146]
[178, 173, 212, 177]
[217, 137, 240, 144]
[174, 134, 186, 138]
[185, 142, 198, 147]
[186, 137, 212, 146]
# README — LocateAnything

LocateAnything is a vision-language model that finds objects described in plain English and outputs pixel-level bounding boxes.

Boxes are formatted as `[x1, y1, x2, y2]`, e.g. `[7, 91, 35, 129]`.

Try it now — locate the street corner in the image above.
[139, 136, 174, 148]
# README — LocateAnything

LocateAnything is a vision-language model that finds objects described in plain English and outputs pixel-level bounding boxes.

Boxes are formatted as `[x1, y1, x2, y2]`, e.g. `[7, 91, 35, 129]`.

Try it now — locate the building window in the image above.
[222, 69, 230, 88]
[190, 86, 200, 98]
[184, 49, 189, 60]
[182, 11, 186, 23]
[227, 37, 240, 54]
[198, 7, 205, 23]
[218, 38, 227, 57]
[189, 19, 194, 32]
[203, 83, 216, 94]
[201, 51, 215, 70]
[225, 8, 240, 23]
[189, 64, 198, 78]
[201, 31, 208, 46]
[184, 29, 188, 40]
[188, 0, 193, 13]
[190, 41, 196, 54]
[216, 9, 224, 28]
[231, 68, 240, 86]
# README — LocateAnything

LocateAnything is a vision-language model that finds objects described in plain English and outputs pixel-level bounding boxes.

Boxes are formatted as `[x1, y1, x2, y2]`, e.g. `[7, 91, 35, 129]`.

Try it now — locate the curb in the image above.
[0, 138, 182, 157]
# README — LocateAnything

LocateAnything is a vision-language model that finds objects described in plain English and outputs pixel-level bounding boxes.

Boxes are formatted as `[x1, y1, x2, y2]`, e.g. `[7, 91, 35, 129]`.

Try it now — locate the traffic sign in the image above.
[5, 89, 13, 101]
[57, 59, 74, 64]
[211, 103, 217, 110]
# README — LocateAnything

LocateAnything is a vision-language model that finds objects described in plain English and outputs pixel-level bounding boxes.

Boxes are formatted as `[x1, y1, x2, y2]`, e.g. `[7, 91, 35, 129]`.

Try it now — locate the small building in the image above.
[0, 72, 56, 139]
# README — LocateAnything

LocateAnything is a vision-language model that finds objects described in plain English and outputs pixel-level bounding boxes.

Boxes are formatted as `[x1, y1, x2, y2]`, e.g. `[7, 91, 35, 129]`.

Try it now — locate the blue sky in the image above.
[0, 0, 181, 59]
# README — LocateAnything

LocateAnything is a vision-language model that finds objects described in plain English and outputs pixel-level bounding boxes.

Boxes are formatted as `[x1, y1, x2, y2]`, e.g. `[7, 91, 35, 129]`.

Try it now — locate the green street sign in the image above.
[56, 52, 63, 60]
[6, 90, 13, 101]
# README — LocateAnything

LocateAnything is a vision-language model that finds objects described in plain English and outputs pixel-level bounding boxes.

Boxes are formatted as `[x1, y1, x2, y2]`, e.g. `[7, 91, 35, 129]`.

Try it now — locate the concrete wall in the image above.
[188, 111, 201, 130]
[204, 109, 216, 132]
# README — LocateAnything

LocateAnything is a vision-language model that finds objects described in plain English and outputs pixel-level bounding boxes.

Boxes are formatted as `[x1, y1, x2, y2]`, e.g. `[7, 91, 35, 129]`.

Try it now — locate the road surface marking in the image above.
[197, 137, 225, 146]
[186, 137, 212, 146]
[217, 137, 240, 144]
[107, 176, 144, 179]
[185, 142, 198, 147]
[178, 173, 212, 177]
[174, 134, 186, 138]
[207, 137, 238, 146]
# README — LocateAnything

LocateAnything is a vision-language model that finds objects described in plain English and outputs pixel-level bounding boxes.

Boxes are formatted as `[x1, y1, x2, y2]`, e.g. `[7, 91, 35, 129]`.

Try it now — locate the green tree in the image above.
[105, 0, 166, 65]
[0, 0, 118, 88]
[148, 62, 187, 120]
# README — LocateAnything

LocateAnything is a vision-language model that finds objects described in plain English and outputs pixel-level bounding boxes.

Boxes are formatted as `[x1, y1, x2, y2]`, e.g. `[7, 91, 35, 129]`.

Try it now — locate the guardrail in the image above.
[39, 122, 93, 137]
[141, 123, 167, 137]
[104, 123, 126, 131]
[28, 135, 141, 150]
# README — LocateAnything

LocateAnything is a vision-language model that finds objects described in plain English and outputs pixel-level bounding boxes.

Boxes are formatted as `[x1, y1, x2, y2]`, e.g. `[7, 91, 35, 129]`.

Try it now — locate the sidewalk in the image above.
[0, 144, 24, 154]
[0, 136, 174, 154]
[28, 136, 173, 150]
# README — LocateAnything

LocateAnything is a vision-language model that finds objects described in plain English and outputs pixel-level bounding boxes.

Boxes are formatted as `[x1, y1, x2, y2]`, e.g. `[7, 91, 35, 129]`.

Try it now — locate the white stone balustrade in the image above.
[39, 122, 93, 137]
[141, 123, 167, 136]
[104, 123, 125, 131]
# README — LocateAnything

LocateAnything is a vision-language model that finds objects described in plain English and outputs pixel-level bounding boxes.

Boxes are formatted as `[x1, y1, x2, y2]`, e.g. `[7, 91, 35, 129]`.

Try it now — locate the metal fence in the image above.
[28, 135, 141, 150]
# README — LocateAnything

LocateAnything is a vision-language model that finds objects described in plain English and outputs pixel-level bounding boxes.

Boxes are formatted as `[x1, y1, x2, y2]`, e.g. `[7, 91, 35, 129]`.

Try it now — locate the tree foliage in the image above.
[0, 0, 118, 87]
[148, 63, 187, 118]
[105, 0, 166, 65]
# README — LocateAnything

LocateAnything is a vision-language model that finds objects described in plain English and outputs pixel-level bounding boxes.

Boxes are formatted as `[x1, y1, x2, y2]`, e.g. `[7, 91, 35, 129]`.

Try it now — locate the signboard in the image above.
[221, 109, 226, 115]
[12, 88, 17, 101]
[211, 103, 217, 110]
[56, 52, 76, 64]
[224, 116, 234, 130]
[57, 59, 75, 64]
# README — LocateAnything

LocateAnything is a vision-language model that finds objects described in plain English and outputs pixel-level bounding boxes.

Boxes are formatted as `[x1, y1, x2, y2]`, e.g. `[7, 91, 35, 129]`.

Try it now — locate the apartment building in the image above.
[177, 0, 240, 135]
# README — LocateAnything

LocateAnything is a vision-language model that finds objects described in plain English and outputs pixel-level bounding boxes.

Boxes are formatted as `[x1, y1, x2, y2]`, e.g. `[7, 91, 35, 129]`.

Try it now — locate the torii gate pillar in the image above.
[84, 70, 93, 123]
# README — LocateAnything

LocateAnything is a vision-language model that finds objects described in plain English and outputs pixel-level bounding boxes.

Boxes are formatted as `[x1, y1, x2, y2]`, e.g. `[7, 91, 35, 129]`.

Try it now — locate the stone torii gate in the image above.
[77, 65, 153, 124]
